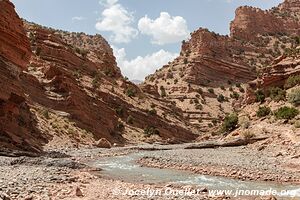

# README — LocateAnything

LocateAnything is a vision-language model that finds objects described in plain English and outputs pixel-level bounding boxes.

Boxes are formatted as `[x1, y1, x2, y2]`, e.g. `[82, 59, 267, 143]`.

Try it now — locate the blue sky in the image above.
[12, 0, 283, 80]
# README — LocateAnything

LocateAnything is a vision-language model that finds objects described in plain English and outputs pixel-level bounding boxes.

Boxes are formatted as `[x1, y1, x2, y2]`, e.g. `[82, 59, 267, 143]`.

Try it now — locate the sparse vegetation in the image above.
[241, 130, 255, 140]
[255, 90, 265, 103]
[144, 126, 159, 136]
[116, 122, 125, 131]
[183, 58, 188, 64]
[208, 88, 214, 94]
[230, 91, 240, 100]
[115, 106, 124, 117]
[239, 87, 245, 93]
[73, 70, 82, 79]
[104, 68, 113, 77]
[75, 47, 88, 57]
[269, 87, 286, 102]
[274, 106, 299, 120]
[92, 73, 101, 88]
[42, 109, 50, 119]
[221, 113, 238, 133]
[288, 88, 300, 106]
[160, 86, 166, 97]
[127, 115, 134, 124]
[148, 109, 157, 115]
[125, 87, 136, 97]
[217, 94, 225, 102]
[285, 75, 300, 89]
[256, 106, 271, 118]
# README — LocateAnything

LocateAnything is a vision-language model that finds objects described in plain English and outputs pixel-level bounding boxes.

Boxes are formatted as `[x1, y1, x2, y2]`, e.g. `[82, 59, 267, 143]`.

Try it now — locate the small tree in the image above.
[217, 94, 225, 102]
[269, 87, 286, 102]
[256, 106, 271, 118]
[255, 90, 265, 103]
[274, 106, 299, 120]
[221, 113, 238, 133]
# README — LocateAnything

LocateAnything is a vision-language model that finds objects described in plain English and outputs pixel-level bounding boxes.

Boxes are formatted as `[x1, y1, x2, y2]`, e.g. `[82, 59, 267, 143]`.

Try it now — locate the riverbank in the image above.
[138, 145, 300, 183]
[0, 144, 299, 199]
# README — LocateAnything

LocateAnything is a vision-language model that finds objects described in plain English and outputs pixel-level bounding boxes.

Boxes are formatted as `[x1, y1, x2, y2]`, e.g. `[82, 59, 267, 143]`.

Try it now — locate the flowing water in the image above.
[90, 152, 300, 199]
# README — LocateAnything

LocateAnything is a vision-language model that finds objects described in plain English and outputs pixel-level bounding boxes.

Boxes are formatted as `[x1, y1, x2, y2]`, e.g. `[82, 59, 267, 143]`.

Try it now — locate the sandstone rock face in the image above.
[230, 0, 300, 41]
[0, 0, 45, 152]
[143, 0, 300, 136]
[0, 1, 197, 151]
[0, 0, 31, 69]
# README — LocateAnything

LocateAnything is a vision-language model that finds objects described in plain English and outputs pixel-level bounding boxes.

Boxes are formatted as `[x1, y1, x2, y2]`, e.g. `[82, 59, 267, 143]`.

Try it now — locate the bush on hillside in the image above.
[285, 75, 300, 89]
[269, 87, 286, 102]
[221, 113, 238, 133]
[288, 88, 300, 106]
[256, 106, 271, 118]
[274, 106, 299, 120]
[255, 90, 265, 103]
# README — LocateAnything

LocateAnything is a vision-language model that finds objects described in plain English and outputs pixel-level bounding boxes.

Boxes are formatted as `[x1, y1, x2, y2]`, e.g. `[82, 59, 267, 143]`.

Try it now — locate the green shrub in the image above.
[42, 109, 50, 119]
[160, 86, 166, 97]
[126, 87, 136, 97]
[115, 106, 124, 117]
[256, 106, 271, 118]
[220, 86, 226, 91]
[285, 75, 300, 89]
[183, 58, 188, 64]
[217, 94, 225, 102]
[208, 88, 214, 94]
[230, 92, 240, 100]
[144, 126, 159, 136]
[255, 90, 265, 103]
[236, 83, 241, 88]
[127, 115, 134, 124]
[288, 88, 300, 106]
[92, 73, 101, 88]
[239, 87, 245, 93]
[269, 87, 286, 102]
[274, 106, 299, 120]
[148, 109, 157, 115]
[221, 113, 238, 132]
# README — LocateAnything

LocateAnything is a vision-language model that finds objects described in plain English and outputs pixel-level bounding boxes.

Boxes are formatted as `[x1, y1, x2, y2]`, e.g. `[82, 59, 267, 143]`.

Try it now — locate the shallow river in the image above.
[90, 152, 300, 199]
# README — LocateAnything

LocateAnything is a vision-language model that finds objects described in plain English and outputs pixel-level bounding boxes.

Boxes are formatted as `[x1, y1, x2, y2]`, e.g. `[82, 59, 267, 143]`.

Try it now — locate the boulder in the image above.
[95, 138, 112, 149]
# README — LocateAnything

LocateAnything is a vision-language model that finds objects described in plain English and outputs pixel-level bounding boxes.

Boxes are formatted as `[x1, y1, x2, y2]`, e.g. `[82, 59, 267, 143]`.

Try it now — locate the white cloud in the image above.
[72, 16, 85, 21]
[96, 0, 138, 43]
[138, 12, 190, 45]
[113, 46, 178, 81]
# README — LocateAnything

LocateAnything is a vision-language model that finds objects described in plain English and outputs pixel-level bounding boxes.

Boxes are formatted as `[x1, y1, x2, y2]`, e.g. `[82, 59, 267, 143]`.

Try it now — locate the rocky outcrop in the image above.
[19, 21, 197, 147]
[230, 0, 300, 41]
[0, 0, 198, 152]
[0, 0, 46, 152]
[0, 0, 31, 69]
[245, 49, 300, 103]
[143, 0, 300, 135]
